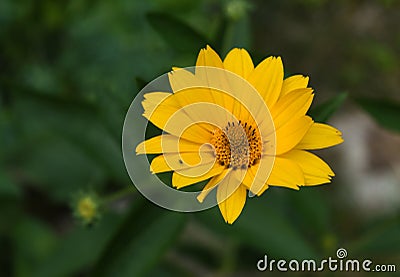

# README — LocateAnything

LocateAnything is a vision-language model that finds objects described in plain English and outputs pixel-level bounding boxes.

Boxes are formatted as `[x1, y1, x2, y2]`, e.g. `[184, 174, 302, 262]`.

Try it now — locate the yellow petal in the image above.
[150, 151, 215, 174]
[142, 92, 213, 143]
[240, 165, 269, 196]
[236, 154, 274, 195]
[223, 48, 254, 79]
[148, 87, 257, 133]
[196, 45, 224, 68]
[195, 46, 240, 116]
[143, 91, 172, 104]
[304, 175, 332, 186]
[168, 69, 201, 93]
[169, 60, 270, 130]
[270, 88, 314, 130]
[141, 92, 178, 126]
[136, 135, 207, 154]
[197, 169, 231, 203]
[217, 173, 247, 224]
[248, 56, 283, 107]
[296, 123, 344, 150]
[142, 92, 174, 118]
[267, 157, 304, 189]
[172, 164, 225, 189]
[150, 155, 172, 173]
[169, 89, 236, 127]
[180, 124, 215, 144]
[274, 116, 313, 155]
[143, 91, 215, 142]
[255, 183, 269, 196]
[281, 75, 309, 97]
[280, 149, 334, 186]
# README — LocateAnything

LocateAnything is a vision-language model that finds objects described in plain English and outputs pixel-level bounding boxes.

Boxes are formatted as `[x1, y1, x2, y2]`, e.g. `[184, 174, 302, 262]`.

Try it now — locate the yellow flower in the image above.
[136, 45, 343, 224]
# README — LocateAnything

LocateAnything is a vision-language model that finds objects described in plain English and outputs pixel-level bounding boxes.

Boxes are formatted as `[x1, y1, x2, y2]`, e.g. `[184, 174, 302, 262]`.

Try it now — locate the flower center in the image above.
[211, 121, 262, 170]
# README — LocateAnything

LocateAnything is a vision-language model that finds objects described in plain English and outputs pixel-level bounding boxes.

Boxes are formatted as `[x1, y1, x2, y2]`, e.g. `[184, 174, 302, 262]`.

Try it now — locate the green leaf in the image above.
[288, 188, 331, 236]
[197, 190, 318, 260]
[23, 139, 106, 201]
[20, 63, 59, 95]
[94, 202, 186, 277]
[355, 97, 400, 133]
[347, 217, 400, 258]
[0, 169, 21, 198]
[235, 199, 318, 259]
[12, 93, 129, 201]
[33, 211, 127, 277]
[309, 92, 347, 122]
[146, 12, 208, 53]
[13, 217, 58, 277]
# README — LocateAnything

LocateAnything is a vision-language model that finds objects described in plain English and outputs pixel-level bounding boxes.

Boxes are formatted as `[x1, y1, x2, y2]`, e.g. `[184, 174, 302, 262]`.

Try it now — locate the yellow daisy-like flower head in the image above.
[136, 45, 343, 224]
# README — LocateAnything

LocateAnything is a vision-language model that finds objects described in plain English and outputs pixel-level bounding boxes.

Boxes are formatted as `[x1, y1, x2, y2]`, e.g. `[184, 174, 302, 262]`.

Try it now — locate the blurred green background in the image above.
[1, 0, 399, 276]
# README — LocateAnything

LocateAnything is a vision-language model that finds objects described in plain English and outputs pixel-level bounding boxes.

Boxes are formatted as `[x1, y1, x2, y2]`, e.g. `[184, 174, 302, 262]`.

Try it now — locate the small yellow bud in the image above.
[72, 192, 101, 226]
[78, 196, 97, 221]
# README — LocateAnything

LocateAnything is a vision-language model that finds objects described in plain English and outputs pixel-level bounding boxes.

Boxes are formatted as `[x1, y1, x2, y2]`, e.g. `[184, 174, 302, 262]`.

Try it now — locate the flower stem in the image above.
[101, 186, 136, 205]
